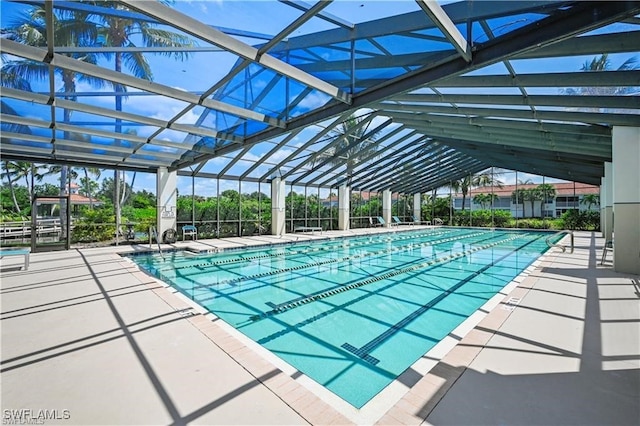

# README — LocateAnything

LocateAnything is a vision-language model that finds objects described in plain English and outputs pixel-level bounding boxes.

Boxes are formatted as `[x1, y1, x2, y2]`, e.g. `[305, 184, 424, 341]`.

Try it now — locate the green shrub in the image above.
[452, 209, 512, 227]
[71, 208, 116, 243]
[560, 210, 600, 231]
[512, 218, 552, 229]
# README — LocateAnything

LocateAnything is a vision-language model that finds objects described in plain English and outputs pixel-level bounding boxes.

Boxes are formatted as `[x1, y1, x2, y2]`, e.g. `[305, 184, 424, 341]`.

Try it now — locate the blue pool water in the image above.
[128, 228, 557, 408]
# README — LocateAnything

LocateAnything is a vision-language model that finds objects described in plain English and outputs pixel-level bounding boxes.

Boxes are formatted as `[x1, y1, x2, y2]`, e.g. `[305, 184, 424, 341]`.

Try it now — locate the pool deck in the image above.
[1, 228, 638, 425]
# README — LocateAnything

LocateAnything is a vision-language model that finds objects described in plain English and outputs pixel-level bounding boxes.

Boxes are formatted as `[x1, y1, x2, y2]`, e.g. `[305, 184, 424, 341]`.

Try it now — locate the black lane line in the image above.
[164, 229, 451, 271]
[245, 232, 498, 322]
[341, 233, 544, 365]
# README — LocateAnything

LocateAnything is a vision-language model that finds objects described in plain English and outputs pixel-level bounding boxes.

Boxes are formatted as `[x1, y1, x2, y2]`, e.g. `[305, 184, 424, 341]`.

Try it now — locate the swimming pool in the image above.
[128, 228, 558, 408]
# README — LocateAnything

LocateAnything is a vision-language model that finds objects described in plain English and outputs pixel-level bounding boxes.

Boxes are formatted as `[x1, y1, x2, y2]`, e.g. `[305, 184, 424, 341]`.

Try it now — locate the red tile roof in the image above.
[38, 194, 103, 205]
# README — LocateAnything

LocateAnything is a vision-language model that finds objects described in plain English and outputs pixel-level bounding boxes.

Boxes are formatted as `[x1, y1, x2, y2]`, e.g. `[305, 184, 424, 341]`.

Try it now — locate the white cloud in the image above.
[296, 92, 330, 111]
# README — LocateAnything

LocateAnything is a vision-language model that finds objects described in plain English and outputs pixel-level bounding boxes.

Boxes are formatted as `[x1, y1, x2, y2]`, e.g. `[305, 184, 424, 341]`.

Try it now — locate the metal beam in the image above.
[15, 0, 279, 41]
[516, 30, 640, 60]
[245, 1, 640, 145]
[121, 0, 351, 105]
[444, 141, 604, 184]
[291, 116, 392, 184]
[393, 115, 611, 149]
[1, 87, 242, 147]
[260, 1, 332, 55]
[273, 1, 563, 53]
[384, 110, 612, 138]
[280, 113, 379, 180]
[401, 121, 611, 159]
[0, 151, 157, 173]
[392, 157, 487, 194]
[433, 70, 640, 88]
[238, 130, 302, 180]
[390, 93, 639, 111]
[259, 112, 353, 181]
[414, 0, 471, 62]
[344, 138, 437, 189]
[1, 133, 172, 166]
[311, 127, 415, 187]
[279, 0, 354, 30]
[365, 149, 475, 192]
[0, 114, 195, 155]
[377, 101, 640, 127]
[0, 39, 285, 129]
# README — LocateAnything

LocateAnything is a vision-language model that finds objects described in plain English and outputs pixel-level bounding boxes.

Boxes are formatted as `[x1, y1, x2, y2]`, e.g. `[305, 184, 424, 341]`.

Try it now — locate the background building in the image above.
[453, 182, 599, 218]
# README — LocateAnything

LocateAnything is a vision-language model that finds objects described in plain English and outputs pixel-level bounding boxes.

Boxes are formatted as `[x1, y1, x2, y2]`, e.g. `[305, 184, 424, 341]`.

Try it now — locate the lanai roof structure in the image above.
[1, 0, 639, 193]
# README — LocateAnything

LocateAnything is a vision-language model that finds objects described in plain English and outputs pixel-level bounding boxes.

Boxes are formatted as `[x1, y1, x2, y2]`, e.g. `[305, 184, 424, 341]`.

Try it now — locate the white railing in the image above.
[1, 219, 69, 241]
[546, 230, 574, 253]
[149, 226, 165, 260]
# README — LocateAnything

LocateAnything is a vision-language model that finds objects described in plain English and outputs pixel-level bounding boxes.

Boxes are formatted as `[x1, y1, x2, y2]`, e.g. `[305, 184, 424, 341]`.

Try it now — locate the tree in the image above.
[316, 113, 381, 180]
[473, 193, 498, 210]
[1, 6, 110, 233]
[451, 170, 503, 211]
[581, 194, 599, 210]
[88, 2, 194, 230]
[537, 183, 556, 204]
[1, 162, 22, 213]
[562, 54, 638, 112]
[522, 187, 541, 218]
[450, 176, 471, 211]
[80, 167, 101, 209]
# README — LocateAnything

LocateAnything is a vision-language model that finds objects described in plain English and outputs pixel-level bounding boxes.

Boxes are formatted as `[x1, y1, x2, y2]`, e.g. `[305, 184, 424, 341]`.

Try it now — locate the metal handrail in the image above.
[546, 230, 574, 253]
[149, 226, 165, 260]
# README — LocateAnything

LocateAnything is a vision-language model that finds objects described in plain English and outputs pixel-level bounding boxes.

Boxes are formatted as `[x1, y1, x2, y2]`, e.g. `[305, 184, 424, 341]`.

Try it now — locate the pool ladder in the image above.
[546, 230, 574, 254]
[149, 226, 165, 260]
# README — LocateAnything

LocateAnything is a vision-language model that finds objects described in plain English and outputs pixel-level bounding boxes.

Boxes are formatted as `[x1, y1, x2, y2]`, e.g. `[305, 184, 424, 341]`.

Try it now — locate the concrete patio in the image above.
[1, 229, 638, 425]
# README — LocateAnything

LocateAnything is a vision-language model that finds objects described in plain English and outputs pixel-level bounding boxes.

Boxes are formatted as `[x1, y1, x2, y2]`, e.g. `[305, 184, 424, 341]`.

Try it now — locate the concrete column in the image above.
[413, 193, 421, 223]
[603, 162, 614, 243]
[338, 185, 350, 230]
[600, 177, 605, 237]
[382, 189, 392, 227]
[612, 126, 640, 275]
[271, 177, 286, 236]
[156, 167, 177, 240]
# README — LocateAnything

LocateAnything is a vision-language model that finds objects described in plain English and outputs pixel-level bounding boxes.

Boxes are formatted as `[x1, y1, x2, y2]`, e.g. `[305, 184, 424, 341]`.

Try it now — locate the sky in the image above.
[2, 1, 636, 197]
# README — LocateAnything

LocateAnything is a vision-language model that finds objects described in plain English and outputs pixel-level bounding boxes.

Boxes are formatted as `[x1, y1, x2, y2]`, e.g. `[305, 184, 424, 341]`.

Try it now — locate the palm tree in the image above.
[537, 183, 556, 205]
[452, 170, 503, 211]
[317, 114, 381, 181]
[536, 183, 556, 218]
[580, 194, 599, 210]
[1, 161, 23, 213]
[522, 187, 541, 218]
[88, 1, 194, 228]
[474, 169, 505, 189]
[562, 54, 638, 112]
[473, 193, 498, 210]
[1, 6, 111, 235]
[81, 167, 101, 209]
[450, 176, 471, 211]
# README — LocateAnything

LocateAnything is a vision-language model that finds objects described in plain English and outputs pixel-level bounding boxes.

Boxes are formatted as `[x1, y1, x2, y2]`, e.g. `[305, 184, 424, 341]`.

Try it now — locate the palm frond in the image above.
[0, 67, 33, 91]
[1, 61, 50, 86]
[122, 45, 153, 80]
[618, 56, 638, 71]
[0, 101, 32, 134]
[139, 27, 194, 61]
